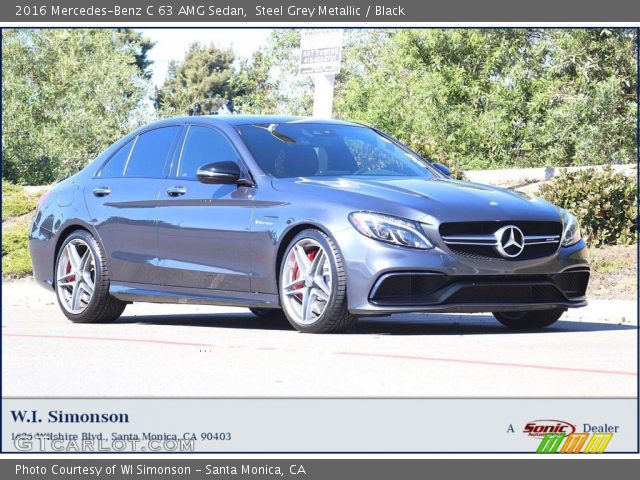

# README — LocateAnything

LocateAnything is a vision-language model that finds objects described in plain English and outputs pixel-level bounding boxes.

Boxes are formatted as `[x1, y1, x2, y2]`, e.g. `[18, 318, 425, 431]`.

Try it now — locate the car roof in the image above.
[144, 115, 365, 129]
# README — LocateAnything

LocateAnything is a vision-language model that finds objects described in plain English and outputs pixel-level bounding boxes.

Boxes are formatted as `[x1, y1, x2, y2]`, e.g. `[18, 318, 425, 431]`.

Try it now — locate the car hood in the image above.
[275, 176, 562, 224]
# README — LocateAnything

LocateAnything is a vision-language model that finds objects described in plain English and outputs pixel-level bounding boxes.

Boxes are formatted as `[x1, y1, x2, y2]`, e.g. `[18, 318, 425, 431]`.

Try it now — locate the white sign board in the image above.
[298, 29, 344, 75]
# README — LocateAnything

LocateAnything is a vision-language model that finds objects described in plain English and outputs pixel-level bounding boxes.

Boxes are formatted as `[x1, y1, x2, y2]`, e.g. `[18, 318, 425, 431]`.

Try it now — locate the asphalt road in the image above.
[2, 278, 637, 397]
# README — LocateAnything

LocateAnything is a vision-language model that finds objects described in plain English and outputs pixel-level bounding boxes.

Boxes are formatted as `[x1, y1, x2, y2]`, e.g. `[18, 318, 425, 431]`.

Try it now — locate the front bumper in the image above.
[333, 228, 590, 315]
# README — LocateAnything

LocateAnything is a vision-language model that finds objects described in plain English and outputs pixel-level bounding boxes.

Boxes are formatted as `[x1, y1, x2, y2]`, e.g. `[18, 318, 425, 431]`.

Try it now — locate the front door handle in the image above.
[92, 187, 111, 197]
[166, 186, 187, 197]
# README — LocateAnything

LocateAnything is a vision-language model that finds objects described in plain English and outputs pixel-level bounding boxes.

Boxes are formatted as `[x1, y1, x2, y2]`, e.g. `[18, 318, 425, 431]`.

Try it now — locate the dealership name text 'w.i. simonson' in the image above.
[11, 410, 129, 423]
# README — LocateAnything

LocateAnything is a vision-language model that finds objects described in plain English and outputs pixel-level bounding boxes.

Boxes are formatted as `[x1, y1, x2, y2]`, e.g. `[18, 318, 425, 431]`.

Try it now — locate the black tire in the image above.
[55, 230, 126, 323]
[493, 309, 565, 330]
[249, 307, 286, 320]
[279, 229, 358, 333]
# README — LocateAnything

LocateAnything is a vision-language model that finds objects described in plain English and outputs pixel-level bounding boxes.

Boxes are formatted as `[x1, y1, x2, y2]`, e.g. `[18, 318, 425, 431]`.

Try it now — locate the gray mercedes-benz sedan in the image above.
[29, 115, 590, 333]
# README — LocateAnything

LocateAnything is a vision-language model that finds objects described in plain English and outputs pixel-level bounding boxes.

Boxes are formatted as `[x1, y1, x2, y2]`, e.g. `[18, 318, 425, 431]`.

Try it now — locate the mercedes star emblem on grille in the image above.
[494, 225, 525, 258]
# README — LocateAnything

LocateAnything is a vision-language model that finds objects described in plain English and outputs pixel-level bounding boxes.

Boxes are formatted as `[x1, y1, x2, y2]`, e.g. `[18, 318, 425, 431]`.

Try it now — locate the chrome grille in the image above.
[439, 221, 562, 260]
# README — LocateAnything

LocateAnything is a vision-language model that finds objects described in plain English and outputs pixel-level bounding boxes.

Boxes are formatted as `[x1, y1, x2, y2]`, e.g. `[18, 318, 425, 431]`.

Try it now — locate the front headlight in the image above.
[348, 212, 434, 249]
[561, 210, 582, 247]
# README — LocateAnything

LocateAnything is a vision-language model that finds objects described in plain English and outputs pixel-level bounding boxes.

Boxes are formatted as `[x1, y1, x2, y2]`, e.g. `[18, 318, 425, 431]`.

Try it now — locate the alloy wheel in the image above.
[56, 239, 96, 314]
[281, 239, 332, 325]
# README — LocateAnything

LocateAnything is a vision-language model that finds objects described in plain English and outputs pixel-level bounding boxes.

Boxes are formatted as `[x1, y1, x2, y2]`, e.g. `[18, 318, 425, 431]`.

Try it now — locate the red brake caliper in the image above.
[66, 261, 75, 283]
[292, 248, 317, 300]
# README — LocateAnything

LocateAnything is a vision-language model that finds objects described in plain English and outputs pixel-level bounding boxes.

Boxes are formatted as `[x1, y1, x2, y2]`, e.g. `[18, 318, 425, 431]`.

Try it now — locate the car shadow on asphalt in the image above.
[116, 312, 638, 336]
[350, 316, 637, 335]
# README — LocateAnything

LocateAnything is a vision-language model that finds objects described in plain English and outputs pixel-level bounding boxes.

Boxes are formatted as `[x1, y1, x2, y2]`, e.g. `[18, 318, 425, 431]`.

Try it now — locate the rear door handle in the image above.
[166, 186, 187, 197]
[92, 187, 111, 197]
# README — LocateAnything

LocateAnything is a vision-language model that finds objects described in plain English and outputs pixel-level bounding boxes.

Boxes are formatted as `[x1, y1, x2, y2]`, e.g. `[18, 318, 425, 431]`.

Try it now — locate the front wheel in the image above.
[493, 309, 565, 330]
[279, 229, 358, 333]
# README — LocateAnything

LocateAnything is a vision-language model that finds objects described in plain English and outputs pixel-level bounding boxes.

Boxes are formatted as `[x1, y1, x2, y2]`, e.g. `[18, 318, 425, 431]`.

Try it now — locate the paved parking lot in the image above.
[2, 278, 637, 397]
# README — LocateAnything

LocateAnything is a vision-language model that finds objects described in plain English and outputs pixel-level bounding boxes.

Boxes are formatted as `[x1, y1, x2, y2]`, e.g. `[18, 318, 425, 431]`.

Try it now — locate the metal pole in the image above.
[312, 73, 336, 118]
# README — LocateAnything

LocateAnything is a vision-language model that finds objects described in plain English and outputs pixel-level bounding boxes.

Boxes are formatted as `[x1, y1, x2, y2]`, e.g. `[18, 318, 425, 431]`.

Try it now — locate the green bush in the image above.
[2, 224, 32, 278]
[538, 166, 637, 246]
[2, 181, 38, 221]
[404, 138, 468, 181]
[335, 29, 637, 171]
[2, 181, 41, 278]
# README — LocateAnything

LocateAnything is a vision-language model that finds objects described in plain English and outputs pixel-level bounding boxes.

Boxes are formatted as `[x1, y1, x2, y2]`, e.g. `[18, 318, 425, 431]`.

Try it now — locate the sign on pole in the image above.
[298, 29, 343, 118]
[298, 29, 344, 75]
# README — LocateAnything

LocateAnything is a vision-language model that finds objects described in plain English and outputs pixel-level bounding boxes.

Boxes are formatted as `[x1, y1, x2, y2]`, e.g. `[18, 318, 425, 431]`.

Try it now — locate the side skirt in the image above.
[110, 282, 281, 309]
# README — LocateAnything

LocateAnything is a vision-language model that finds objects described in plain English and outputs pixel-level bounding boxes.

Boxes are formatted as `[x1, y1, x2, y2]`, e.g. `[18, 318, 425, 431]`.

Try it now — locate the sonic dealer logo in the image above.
[523, 420, 618, 453]
[524, 420, 576, 438]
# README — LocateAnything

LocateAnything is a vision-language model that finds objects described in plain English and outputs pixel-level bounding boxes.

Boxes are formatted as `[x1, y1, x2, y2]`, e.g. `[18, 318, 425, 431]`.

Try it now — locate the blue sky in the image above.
[138, 29, 274, 87]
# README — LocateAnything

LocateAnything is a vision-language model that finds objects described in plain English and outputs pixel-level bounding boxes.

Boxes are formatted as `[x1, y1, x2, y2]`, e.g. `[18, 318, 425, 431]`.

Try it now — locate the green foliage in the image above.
[2, 29, 152, 185]
[2, 224, 32, 278]
[154, 32, 312, 117]
[402, 137, 468, 180]
[2, 181, 38, 220]
[332, 29, 637, 170]
[2, 182, 42, 278]
[538, 167, 637, 246]
[115, 29, 156, 80]
[155, 43, 237, 116]
[230, 51, 278, 114]
[4, 28, 636, 185]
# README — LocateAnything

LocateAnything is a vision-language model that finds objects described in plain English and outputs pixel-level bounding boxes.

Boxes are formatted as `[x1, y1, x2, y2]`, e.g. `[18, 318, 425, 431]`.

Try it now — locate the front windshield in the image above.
[236, 123, 437, 179]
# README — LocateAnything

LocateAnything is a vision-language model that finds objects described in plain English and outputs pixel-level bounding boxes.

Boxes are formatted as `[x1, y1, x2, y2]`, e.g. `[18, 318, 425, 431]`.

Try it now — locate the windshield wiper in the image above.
[254, 124, 298, 144]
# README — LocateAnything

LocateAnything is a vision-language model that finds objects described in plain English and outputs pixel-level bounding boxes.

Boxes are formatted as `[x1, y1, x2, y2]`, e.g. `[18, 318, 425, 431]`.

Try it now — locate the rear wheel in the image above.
[55, 230, 126, 323]
[249, 307, 286, 320]
[493, 309, 565, 330]
[279, 229, 358, 333]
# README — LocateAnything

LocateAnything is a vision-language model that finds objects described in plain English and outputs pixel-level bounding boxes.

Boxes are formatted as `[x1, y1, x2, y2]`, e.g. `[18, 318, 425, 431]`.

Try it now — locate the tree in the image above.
[333, 29, 637, 169]
[155, 43, 236, 116]
[152, 30, 321, 118]
[2, 29, 153, 185]
[116, 29, 156, 80]
[261, 29, 314, 115]
[231, 50, 278, 114]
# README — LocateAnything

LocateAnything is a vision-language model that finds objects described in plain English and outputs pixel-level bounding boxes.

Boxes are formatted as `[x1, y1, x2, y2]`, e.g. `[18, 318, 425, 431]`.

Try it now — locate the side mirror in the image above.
[433, 162, 451, 177]
[196, 161, 243, 185]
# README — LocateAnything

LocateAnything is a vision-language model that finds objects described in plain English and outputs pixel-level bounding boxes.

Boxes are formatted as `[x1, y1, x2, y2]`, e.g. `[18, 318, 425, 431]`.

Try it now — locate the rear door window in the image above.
[124, 126, 181, 178]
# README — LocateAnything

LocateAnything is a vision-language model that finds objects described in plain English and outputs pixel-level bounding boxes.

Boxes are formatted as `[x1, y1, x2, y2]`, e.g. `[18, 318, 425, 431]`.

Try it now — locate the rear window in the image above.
[99, 139, 134, 178]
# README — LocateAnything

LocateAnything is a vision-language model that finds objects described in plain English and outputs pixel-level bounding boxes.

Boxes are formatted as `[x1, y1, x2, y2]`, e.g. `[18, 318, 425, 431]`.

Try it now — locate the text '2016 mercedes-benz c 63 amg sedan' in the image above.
[29, 116, 590, 333]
